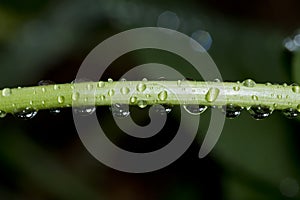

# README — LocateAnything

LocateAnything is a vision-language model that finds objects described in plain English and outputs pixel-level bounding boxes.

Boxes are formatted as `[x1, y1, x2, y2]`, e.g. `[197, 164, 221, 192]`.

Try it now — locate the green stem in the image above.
[0, 80, 300, 114]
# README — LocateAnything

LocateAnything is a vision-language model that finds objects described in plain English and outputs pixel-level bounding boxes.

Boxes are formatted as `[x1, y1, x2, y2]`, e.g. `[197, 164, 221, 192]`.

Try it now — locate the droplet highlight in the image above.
[183, 104, 207, 115]
[243, 79, 256, 87]
[282, 108, 299, 119]
[14, 107, 38, 120]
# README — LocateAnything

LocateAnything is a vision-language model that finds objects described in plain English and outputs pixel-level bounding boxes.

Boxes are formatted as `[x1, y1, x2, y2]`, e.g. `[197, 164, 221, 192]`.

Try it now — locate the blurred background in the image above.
[0, 0, 300, 199]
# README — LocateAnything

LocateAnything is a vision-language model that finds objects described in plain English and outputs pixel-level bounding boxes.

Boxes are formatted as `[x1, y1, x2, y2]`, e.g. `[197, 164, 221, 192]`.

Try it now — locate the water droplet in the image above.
[205, 88, 220, 102]
[14, 107, 38, 120]
[108, 78, 113, 82]
[29, 100, 33, 105]
[110, 104, 130, 118]
[222, 104, 242, 119]
[130, 96, 137, 103]
[120, 87, 130, 95]
[72, 92, 80, 101]
[214, 78, 221, 82]
[297, 105, 300, 112]
[243, 79, 256, 87]
[50, 109, 61, 115]
[38, 80, 55, 85]
[108, 89, 115, 96]
[292, 85, 300, 93]
[41, 87, 46, 92]
[2, 88, 11, 97]
[0, 110, 7, 118]
[99, 95, 105, 101]
[54, 85, 60, 90]
[265, 82, 272, 86]
[282, 108, 299, 119]
[177, 80, 181, 86]
[233, 86, 240, 91]
[252, 95, 258, 101]
[158, 90, 168, 101]
[97, 81, 105, 88]
[58, 96, 65, 104]
[183, 104, 207, 115]
[41, 100, 45, 105]
[283, 83, 288, 87]
[277, 94, 282, 99]
[87, 84, 93, 90]
[142, 78, 148, 81]
[74, 107, 96, 116]
[137, 100, 147, 108]
[153, 104, 172, 115]
[136, 83, 146, 92]
[120, 78, 127, 82]
[248, 106, 273, 120]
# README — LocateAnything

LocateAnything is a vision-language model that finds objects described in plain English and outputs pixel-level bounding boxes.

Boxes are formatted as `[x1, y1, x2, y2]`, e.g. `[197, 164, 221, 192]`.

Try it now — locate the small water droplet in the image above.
[14, 107, 38, 120]
[130, 96, 137, 103]
[72, 92, 80, 101]
[282, 108, 298, 119]
[87, 84, 93, 90]
[142, 78, 148, 81]
[2, 88, 11, 97]
[153, 104, 172, 115]
[248, 106, 273, 120]
[120, 78, 127, 82]
[98, 81, 105, 88]
[177, 80, 181, 86]
[41, 100, 45, 105]
[110, 104, 130, 118]
[136, 83, 146, 92]
[41, 87, 46, 92]
[205, 88, 220, 102]
[120, 87, 130, 95]
[158, 90, 168, 101]
[283, 83, 288, 87]
[277, 94, 282, 99]
[74, 107, 96, 116]
[183, 104, 207, 115]
[214, 78, 221, 82]
[265, 82, 272, 86]
[58, 96, 65, 104]
[233, 86, 240, 91]
[252, 95, 258, 101]
[243, 79, 256, 87]
[137, 100, 147, 108]
[108, 78, 113, 82]
[222, 104, 242, 119]
[54, 85, 60, 90]
[0, 110, 7, 118]
[292, 85, 300, 93]
[29, 100, 33, 105]
[108, 89, 115, 96]
[99, 95, 105, 101]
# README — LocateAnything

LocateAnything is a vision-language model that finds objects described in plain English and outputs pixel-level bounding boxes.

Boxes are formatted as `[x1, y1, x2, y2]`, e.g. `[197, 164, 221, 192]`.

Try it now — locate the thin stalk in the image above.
[0, 80, 299, 114]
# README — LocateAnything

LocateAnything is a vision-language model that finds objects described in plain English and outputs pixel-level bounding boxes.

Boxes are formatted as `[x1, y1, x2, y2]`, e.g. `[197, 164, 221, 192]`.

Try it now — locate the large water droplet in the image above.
[74, 107, 96, 116]
[205, 88, 220, 102]
[58, 96, 65, 104]
[158, 90, 168, 101]
[292, 85, 300, 93]
[2, 88, 11, 97]
[72, 92, 80, 101]
[243, 79, 256, 87]
[282, 108, 299, 119]
[183, 104, 207, 115]
[153, 104, 172, 115]
[137, 100, 147, 108]
[0, 110, 7, 118]
[136, 83, 146, 92]
[222, 104, 242, 119]
[248, 106, 273, 120]
[110, 104, 130, 118]
[14, 107, 38, 120]
[120, 87, 130, 95]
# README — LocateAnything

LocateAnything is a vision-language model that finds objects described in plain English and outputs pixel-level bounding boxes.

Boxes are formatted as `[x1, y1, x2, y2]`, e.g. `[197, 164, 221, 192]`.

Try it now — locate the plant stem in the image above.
[0, 81, 300, 114]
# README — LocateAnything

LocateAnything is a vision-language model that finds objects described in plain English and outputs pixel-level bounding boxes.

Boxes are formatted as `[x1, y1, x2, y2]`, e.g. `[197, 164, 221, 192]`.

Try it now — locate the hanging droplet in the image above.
[130, 96, 137, 104]
[248, 106, 273, 120]
[282, 108, 298, 119]
[243, 79, 256, 87]
[183, 104, 207, 115]
[110, 104, 130, 118]
[97, 81, 105, 88]
[158, 90, 168, 101]
[38, 80, 55, 86]
[13, 107, 38, 120]
[153, 104, 172, 115]
[136, 83, 146, 92]
[0, 110, 7, 118]
[222, 104, 242, 119]
[50, 109, 61, 115]
[205, 88, 220, 102]
[58, 96, 65, 104]
[108, 89, 115, 96]
[120, 87, 130, 95]
[74, 107, 96, 116]
[2, 88, 11, 97]
[137, 100, 147, 108]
